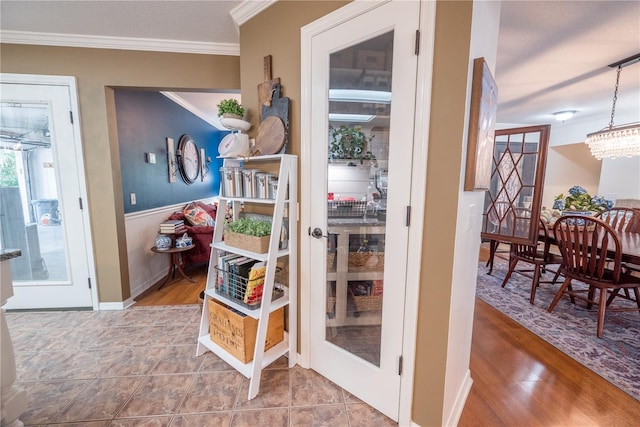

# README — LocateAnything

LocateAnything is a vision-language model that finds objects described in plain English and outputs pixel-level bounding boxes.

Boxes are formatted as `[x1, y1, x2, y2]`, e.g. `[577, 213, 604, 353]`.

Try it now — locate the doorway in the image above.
[300, 1, 429, 422]
[0, 74, 96, 310]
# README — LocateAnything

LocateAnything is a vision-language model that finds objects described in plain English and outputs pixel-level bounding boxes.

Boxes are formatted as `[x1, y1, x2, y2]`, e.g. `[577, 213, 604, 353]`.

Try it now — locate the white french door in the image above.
[304, 1, 420, 421]
[1, 75, 95, 309]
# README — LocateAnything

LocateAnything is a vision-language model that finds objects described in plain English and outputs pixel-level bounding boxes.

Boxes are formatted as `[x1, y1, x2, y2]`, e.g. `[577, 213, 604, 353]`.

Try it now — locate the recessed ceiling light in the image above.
[329, 89, 392, 104]
[328, 113, 375, 122]
[553, 110, 576, 121]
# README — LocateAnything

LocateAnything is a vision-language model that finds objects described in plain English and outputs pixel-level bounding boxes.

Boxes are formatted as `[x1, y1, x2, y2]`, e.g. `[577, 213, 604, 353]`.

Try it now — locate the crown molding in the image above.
[0, 30, 240, 56]
[230, 0, 277, 30]
[160, 92, 226, 131]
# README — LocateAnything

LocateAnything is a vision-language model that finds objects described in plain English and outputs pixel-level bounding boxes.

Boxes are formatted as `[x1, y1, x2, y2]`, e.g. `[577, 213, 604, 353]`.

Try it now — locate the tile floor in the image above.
[6, 304, 396, 426]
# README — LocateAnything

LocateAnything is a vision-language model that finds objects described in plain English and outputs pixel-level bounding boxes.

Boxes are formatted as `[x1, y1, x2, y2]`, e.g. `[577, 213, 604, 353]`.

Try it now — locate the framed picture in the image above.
[464, 57, 498, 191]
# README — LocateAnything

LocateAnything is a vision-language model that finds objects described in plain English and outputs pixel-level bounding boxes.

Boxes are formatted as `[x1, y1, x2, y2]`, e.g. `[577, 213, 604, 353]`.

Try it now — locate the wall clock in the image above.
[177, 134, 200, 184]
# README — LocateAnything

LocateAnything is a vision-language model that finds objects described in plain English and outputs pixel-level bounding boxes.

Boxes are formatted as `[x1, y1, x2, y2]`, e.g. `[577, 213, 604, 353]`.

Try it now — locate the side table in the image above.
[151, 244, 196, 290]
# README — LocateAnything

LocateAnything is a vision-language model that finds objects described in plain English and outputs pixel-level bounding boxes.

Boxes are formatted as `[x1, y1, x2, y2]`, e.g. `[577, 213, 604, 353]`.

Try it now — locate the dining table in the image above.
[541, 223, 640, 265]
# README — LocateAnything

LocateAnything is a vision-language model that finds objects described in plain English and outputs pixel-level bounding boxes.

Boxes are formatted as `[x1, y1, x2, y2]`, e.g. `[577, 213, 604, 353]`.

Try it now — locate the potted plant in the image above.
[217, 98, 245, 119]
[328, 125, 377, 167]
[224, 217, 272, 253]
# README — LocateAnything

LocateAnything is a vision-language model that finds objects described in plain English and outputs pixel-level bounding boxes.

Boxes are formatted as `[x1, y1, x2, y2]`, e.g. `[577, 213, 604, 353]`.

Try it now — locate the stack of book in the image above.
[159, 219, 186, 234]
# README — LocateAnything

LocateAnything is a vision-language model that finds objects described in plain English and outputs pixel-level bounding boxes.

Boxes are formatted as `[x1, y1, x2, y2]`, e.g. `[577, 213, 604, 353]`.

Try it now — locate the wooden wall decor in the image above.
[464, 57, 498, 191]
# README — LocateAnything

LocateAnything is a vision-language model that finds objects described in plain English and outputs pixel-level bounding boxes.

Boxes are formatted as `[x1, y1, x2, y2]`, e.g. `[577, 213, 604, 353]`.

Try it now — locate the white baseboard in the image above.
[445, 370, 473, 427]
[99, 297, 135, 311]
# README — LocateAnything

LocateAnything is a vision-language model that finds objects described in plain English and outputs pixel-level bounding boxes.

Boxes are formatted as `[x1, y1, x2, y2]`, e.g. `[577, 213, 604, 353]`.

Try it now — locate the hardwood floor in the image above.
[134, 263, 208, 306]
[136, 256, 640, 425]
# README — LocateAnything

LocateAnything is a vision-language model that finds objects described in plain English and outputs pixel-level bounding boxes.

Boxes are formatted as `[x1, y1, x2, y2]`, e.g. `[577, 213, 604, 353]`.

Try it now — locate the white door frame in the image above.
[1, 73, 98, 311]
[300, 1, 436, 424]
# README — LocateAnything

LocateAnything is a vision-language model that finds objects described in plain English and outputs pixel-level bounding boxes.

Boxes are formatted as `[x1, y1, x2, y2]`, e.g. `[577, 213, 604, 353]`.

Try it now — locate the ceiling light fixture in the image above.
[553, 110, 576, 121]
[328, 113, 375, 122]
[329, 89, 391, 104]
[585, 53, 640, 160]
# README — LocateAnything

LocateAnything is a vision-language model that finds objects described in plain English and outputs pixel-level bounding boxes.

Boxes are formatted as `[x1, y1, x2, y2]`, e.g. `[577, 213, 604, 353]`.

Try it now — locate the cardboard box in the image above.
[208, 299, 284, 363]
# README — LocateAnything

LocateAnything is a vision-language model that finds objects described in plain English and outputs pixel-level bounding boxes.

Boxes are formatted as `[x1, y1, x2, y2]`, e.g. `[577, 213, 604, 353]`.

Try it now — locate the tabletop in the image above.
[542, 225, 640, 265]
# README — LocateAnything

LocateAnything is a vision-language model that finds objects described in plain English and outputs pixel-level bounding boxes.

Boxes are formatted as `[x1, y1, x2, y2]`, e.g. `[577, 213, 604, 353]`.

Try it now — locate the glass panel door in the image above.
[325, 32, 393, 366]
[1, 80, 93, 309]
[307, 1, 420, 420]
[1, 102, 69, 282]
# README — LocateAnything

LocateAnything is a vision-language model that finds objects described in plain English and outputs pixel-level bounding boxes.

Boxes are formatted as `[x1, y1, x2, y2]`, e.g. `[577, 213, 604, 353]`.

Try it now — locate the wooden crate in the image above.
[208, 299, 284, 363]
[224, 231, 270, 254]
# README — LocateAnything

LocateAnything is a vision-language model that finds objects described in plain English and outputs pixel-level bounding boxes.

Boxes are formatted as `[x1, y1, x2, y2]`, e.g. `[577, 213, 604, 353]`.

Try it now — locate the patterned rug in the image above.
[476, 260, 640, 401]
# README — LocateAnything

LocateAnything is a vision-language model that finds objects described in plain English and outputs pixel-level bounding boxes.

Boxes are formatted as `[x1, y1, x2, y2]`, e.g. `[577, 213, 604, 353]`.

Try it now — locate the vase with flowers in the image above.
[553, 186, 614, 214]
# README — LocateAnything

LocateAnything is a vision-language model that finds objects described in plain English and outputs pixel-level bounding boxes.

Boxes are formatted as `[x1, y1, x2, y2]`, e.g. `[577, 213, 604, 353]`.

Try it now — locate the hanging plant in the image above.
[328, 125, 377, 166]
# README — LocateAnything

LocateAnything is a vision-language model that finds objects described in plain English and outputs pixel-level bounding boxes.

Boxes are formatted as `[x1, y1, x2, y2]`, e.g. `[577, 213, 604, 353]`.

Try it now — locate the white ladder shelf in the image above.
[196, 154, 297, 400]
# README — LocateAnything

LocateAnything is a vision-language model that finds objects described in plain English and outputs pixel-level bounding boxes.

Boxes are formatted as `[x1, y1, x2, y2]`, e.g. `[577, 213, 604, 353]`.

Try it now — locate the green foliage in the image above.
[328, 125, 377, 166]
[226, 217, 271, 237]
[217, 99, 245, 118]
[0, 151, 19, 187]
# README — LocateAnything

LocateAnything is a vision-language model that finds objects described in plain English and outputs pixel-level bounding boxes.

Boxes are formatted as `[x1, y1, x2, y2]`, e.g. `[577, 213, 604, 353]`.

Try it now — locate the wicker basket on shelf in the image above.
[348, 252, 384, 271]
[350, 293, 382, 312]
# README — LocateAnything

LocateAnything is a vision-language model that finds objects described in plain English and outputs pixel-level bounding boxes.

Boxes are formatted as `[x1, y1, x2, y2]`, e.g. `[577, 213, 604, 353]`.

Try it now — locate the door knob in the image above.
[310, 227, 328, 239]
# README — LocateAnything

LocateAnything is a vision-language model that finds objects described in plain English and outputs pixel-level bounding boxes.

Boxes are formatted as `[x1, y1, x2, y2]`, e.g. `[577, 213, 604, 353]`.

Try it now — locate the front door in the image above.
[305, 1, 419, 421]
[1, 76, 94, 309]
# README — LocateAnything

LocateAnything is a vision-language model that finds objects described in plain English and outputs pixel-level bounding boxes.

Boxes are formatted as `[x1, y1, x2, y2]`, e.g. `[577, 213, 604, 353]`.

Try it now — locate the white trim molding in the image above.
[0, 30, 240, 56]
[230, 0, 278, 30]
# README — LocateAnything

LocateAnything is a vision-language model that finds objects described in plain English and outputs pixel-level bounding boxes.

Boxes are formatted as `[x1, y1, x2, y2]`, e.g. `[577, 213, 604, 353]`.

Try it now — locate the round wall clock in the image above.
[177, 134, 200, 184]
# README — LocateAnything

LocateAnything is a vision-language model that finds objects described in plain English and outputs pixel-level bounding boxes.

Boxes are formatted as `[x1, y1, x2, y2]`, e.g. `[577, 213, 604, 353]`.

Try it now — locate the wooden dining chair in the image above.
[485, 201, 512, 275]
[598, 207, 640, 281]
[597, 207, 637, 232]
[500, 218, 562, 304]
[548, 215, 640, 338]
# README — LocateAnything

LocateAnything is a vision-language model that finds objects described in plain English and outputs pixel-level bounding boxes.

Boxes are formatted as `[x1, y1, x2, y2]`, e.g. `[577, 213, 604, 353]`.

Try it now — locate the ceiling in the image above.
[1, 0, 638, 132]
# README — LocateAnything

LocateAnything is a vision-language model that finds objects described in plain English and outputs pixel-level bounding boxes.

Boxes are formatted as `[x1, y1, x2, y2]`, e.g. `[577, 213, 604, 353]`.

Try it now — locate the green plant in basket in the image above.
[217, 98, 245, 118]
[226, 217, 271, 237]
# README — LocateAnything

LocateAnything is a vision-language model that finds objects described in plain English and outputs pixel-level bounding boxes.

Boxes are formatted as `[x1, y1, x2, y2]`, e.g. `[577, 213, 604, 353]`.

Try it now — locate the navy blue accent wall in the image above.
[115, 90, 226, 213]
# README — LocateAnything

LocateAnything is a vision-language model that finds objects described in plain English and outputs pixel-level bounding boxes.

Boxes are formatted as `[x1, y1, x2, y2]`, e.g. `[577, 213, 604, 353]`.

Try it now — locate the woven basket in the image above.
[348, 252, 384, 271]
[351, 294, 382, 312]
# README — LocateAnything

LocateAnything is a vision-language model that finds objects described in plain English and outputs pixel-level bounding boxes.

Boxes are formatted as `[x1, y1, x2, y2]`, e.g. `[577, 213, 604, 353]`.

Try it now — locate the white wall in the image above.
[599, 156, 640, 201]
[542, 142, 602, 208]
[444, 1, 502, 425]
[124, 197, 216, 300]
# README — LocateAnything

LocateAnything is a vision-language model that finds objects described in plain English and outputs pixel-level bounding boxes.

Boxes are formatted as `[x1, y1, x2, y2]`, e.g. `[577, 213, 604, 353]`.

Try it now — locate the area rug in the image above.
[476, 260, 640, 401]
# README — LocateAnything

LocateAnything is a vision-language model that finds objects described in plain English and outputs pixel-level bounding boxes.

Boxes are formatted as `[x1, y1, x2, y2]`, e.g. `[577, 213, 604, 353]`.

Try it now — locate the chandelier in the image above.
[585, 53, 640, 160]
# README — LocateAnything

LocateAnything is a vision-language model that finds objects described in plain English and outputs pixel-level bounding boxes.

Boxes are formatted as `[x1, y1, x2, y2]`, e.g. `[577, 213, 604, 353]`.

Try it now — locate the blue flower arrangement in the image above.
[553, 186, 614, 213]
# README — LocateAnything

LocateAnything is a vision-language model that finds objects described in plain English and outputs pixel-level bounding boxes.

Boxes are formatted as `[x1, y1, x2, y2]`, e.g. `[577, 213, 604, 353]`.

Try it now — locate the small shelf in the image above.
[205, 286, 289, 320]
[197, 333, 290, 378]
[211, 242, 289, 261]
